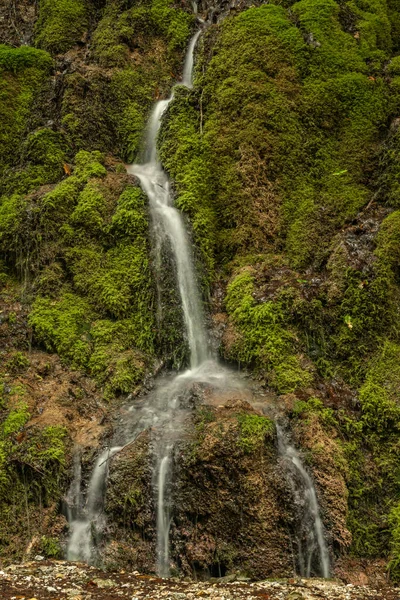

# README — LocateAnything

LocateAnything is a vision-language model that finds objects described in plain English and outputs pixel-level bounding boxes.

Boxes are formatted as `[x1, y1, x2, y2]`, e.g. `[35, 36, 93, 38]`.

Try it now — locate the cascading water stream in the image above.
[276, 425, 330, 578]
[127, 29, 214, 575]
[128, 31, 206, 370]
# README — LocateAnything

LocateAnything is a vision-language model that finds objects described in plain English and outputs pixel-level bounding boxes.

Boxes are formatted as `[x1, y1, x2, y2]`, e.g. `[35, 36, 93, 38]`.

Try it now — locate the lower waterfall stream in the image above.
[276, 425, 330, 578]
[66, 25, 331, 579]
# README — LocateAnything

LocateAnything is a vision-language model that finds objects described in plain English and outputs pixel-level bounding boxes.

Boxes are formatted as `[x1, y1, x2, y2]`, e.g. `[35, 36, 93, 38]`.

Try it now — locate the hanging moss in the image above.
[0, 47, 53, 182]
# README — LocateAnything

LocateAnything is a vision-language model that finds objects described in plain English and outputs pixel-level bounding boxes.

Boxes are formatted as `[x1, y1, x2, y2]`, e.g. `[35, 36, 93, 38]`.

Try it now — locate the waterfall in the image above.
[126, 33, 215, 575]
[65, 29, 216, 575]
[65, 24, 331, 580]
[276, 425, 330, 578]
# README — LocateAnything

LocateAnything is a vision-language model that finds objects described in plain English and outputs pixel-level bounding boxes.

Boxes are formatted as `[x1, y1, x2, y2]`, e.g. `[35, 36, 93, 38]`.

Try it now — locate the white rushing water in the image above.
[276, 425, 330, 578]
[66, 29, 216, 574]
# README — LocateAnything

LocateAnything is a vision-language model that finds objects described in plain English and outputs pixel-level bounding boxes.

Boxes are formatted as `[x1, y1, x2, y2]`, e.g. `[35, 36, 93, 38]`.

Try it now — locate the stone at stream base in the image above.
[104, 392, 294, 578]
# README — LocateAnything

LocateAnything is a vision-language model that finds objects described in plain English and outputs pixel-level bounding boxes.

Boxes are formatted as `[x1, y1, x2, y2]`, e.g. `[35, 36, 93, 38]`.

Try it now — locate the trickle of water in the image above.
[66, 447, 121, 563]
[182, 31, 201, 89]
[65, 452, 82, 524]
[276, 425, 330, 578]
[156, 448, 173, 577]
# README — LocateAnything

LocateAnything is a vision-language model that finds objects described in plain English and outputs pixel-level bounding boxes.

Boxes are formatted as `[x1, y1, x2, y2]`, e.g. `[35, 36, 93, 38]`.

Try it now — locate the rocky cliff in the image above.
[0, 0, 400, 586]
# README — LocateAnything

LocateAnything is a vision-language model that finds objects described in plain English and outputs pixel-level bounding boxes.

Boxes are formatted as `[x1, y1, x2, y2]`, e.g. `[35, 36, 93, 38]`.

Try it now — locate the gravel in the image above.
[0, 560, 399, 600]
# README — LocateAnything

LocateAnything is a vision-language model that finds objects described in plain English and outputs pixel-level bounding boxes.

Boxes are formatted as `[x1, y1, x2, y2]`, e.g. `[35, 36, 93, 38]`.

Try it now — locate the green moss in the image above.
[0, 48, 53, 181]
[8, 150, 157, 397]
[292, 396, 336, 428]
[161, 0, 393, 281]
[237, 413, 274, 454]
[378, 129, 400, 208]
[387, 56, 400, 76]
[6, 352, 29, 374]
[29, 292, 93, 369]
[389, 502, 400, 580]
[0, 45, 52, 73]
[35, 0, 88, 54]
[4, 129, 68, 196]
[92, 0, 193, 68]
[1, 403, 30, 438]
[0, 395, 68, 562]
[336, 342, 400, 558]
[39, 536, 62, 558]
[54, 0, 192, 161]
[224, 268, 313, 393]
[375, 210, 400, 270]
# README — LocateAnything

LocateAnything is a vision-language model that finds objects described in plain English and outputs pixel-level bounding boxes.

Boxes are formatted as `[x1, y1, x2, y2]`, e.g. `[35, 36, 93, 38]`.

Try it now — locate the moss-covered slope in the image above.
[0, 0, 194, 563]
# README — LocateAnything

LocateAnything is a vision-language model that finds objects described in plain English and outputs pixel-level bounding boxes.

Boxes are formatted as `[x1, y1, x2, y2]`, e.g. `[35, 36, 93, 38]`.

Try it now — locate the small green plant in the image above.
[6, 352, 29, 374]
[7, 312, 17, 325]
[40, 536, 62, 558]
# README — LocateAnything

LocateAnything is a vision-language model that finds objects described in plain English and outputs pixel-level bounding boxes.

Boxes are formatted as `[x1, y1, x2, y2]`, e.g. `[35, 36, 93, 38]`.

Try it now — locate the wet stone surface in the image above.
[0, 561, 399, 600]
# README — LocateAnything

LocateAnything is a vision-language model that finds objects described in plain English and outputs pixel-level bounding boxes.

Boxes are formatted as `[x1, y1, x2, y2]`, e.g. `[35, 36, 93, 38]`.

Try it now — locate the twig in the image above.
[98, 437, 138, 467]
[199, 89, 204, 136]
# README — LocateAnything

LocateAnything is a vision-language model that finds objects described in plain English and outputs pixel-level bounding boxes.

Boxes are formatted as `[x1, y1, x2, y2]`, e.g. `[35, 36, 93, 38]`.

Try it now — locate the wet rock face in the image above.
[172, 400, 293, 579]
[0, 0, 37, 46]
[104, 430, 156, 573]
[104, 396, 294, 578]
[292, 414, 351, 556]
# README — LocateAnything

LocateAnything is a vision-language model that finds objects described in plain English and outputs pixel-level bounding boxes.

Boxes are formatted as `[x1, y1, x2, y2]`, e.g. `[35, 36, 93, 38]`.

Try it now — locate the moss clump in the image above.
[35, 0, 88, 54]
[0, 45, 52, 73]
[0, 47, 53, 183]
[29, 293, 94, 370]
[237, 413, 274, 454]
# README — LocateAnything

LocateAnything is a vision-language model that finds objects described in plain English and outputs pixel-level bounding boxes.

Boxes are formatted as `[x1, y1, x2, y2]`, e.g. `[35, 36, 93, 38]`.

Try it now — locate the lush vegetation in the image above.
[2, 0, 400, 577]
[35, 0, 88, 54]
